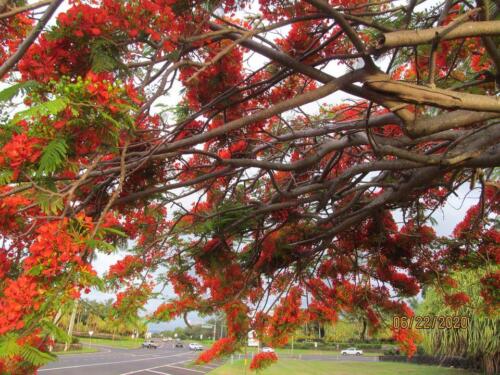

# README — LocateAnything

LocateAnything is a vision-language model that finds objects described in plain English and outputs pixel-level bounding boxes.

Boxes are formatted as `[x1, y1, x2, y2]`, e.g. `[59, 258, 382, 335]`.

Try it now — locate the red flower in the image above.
[250, 352, 278, 371]
[444, 292, 470, 309]
[218, 149, 231, 159]
[196, 338, 236, 364]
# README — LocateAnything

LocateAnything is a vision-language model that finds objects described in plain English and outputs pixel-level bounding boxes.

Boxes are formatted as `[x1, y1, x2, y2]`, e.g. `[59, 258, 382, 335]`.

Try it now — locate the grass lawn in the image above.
[208, 359, 478, 375]
[272, 348, 380, 357]
[53, 346, 99, 355]
[78, 337, 142, 349]
[188, 341, 381, 357]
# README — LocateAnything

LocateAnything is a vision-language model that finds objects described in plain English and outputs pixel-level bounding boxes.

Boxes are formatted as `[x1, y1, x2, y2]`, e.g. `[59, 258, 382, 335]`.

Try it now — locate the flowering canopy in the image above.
[0, 0, 499, 372]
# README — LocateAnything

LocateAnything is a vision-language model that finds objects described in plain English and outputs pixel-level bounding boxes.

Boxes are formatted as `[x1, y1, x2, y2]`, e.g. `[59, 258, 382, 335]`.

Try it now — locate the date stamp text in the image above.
[393, 315, 469, 330]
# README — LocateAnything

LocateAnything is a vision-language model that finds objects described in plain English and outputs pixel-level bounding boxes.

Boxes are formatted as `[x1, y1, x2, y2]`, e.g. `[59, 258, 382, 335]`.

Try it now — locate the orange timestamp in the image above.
[392, 315, 470, 330]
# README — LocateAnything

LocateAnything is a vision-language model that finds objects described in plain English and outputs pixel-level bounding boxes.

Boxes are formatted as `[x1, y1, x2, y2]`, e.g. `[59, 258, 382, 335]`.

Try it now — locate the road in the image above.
[40, 343, 380, 375]
[39, 343, 223, 375]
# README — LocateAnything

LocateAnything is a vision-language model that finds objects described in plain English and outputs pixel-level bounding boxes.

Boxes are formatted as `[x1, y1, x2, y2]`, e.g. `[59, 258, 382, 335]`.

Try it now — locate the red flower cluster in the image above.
[480, 272, 500, 309]
[0, 276, 39, 334]
[24, 218, 91, 277]
[249, 352, 278, 371]
[392, 327, 420, 358]
[444, 292, 471, 309]
[0, 133, 44, 179]
[0, 13, 32, 73]
[0, 193, 32, 232]
[196, 338, 236, 364]
[265, 287, 303, 347]
[180, 40, 244, 111]
[107, 255, 145, 282]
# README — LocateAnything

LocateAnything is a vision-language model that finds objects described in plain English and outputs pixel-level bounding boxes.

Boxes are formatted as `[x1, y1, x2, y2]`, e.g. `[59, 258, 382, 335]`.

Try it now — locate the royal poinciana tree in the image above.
[0, 0, 499, 372]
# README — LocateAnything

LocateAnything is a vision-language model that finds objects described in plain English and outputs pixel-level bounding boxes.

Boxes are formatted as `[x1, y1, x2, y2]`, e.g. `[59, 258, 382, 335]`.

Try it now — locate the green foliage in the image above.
[0, 169, 13, 184]
[13, 97, 68, 123]
[37, 139, 68, 176]
[36, 192, 64, 215]
[40, 320, 70, 344]
[101, 227, 128, 238]
[0, 334, 21, 358]
[90, 39, 125, 73]
[0, 333, 55, 367]
[418, 269, 499, 374]
[19, 345, 55, 366]
[85, 238, 118, 254]
[0, 81, 38, 102]
[157, 103, 192, 123]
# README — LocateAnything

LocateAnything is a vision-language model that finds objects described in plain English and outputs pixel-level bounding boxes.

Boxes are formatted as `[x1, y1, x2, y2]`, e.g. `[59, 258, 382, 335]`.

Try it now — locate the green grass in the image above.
[208, 359, 478, 375]
[78, 337, 142, 349]
[272, 348, 380, 356]
[240, 347, 380, 357]
[188, 342, 381, 357]
[53, 346, 99, 355]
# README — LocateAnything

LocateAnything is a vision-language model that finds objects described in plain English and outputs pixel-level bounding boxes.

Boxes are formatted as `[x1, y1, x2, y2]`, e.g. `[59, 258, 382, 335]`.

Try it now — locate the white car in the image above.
[261, 347, 275, 353]
[141, 341, 159, 349]
[341, 347, 363, 356]
[188, 343, 203, 351]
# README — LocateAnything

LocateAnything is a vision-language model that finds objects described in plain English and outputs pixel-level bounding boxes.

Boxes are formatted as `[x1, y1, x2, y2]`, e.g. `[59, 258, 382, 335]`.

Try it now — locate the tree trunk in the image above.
[48, 308, 63, 352]
[64, 299, 79, 352]
[360, 319, 367, 341]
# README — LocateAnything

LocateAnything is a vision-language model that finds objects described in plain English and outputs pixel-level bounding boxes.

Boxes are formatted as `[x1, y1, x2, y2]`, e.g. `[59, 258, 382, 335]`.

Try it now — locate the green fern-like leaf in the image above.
[0, 334, 21, 358]
[0, 169, 13, 184]
[20, 345, 55, 366]
[37, 139, 68, 176]
[0, 81, 38, 102]
[13, 97, 68, 123]
[90, 39, 124, 73]
[40, 320, 70, 344]
[36, 192, 64, 215]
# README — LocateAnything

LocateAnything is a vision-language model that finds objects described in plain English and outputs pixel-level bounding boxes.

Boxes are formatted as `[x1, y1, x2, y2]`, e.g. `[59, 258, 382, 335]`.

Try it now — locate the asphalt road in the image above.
[39, 343, 223, 375]
[40, 343, 380, 375]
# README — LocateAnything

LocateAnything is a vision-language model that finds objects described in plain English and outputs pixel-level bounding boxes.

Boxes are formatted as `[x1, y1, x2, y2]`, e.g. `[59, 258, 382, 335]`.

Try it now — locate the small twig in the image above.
[90, 141, 129, 239]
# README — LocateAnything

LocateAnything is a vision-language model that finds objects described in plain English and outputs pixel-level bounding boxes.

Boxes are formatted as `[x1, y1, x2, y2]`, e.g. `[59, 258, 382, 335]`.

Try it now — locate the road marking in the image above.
[39, 352, 193, 372]
[130, 352, 177, 357]
[188, 364, 215, 370]
[160, 364, 204, 373]
[119, 359, 194, 375]
[146, 370, 172, 375]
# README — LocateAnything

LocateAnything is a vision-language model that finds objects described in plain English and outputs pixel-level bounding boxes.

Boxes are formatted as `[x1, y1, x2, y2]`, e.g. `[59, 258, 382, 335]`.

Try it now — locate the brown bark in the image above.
[378, 21, 500, 48]
[364, 73, 500, 112]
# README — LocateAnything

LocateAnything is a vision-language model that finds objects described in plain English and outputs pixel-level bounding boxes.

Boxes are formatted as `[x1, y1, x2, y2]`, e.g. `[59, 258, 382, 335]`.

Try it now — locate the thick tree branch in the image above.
[378, 20, 500, 49]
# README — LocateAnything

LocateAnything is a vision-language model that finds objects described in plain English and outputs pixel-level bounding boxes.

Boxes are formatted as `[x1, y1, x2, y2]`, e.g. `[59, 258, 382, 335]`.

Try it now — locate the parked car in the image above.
[261, 347, 275, 353]
[188, 343, 203, 351]
[341, 347, 363, 356]
[175, 341, 184, 348]
[142, 341, 159, 349]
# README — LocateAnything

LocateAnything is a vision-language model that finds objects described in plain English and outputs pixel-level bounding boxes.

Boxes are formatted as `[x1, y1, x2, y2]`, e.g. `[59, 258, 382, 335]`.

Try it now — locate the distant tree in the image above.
[418, 269, 500, 375]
